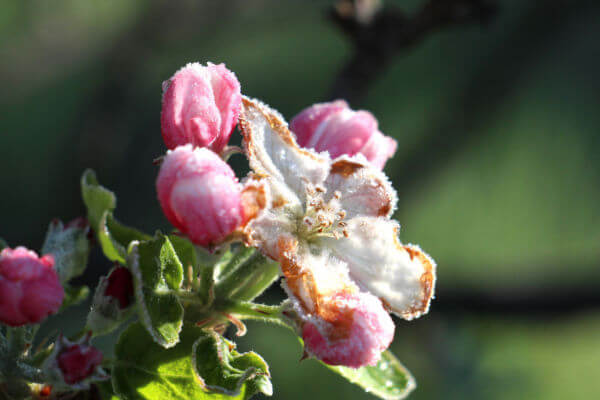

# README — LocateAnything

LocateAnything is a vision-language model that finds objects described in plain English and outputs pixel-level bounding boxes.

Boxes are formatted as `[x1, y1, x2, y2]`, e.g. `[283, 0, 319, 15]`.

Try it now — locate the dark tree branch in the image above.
[435, 283, 600, 317]
[329, 0, 498, 103]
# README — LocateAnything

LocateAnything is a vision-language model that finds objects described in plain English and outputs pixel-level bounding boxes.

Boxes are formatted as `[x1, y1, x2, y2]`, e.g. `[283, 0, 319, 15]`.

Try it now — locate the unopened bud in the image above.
[87, 266, 134, 334]
[43, 333, 107, 390]
[290, 100, 397, 169]
[0, 247, 64, 326]
[301, 291, 394, 368]
[156, 145, 245, 247]
[161, 62, 241, 154]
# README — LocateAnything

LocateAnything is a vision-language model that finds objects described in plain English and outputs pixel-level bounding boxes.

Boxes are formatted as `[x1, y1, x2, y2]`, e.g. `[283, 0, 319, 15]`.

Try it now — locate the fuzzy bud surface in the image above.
[0, 247, 64, 326]
[290, 100, 397, 169]
[301, 291, 395, 368]
[156, 145, 245, 247]
[161, 62, 241, 154]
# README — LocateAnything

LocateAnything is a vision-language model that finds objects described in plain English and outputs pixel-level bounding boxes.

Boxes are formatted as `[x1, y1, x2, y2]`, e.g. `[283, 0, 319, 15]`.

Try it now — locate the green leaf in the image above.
[99, 212, 151, 264]
[60, 284, 90, 311]
[192, 330, 272, 398]
[41, 219, 90, 283]
[129, 235, 184, 348]
[81, 169, 116, 230]
[214, 247, 280, 302]
[0, 238, 8, 251]
[168, 235, 200, 284]
[81, 169, 149, 263]
[113, 322, 270, 400]
[96, 380, 120, 400]
[324, 350, 416, 400]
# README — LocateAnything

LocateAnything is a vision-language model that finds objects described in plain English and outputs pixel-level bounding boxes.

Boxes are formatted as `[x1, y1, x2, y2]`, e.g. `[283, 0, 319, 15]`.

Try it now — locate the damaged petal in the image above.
[239, 97, 331, 200]
[321, 217, 436, 320]
[325, 157, 397, 218]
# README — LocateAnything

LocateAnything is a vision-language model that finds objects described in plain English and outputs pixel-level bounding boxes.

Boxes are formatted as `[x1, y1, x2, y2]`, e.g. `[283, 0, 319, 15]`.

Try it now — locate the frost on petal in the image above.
[324, 157, 397, 218]
[322, 217, 436, 320]
[275, 236, 357, 320]
[239, 97, 331, 202]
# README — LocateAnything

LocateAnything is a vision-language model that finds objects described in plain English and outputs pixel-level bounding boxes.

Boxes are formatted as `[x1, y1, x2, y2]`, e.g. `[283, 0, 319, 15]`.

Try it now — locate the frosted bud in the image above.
[161, 62, 241, 154]
[0, 247, 64, 326]
[290, 100, 397, 169]
[302, 291, 395, 368]
[156, 145, 245, 247]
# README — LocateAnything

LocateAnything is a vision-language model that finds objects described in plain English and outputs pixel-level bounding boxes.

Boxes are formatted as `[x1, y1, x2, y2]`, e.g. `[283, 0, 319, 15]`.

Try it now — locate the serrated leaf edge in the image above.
[190, 331, 269, 397]
[129, 240, 182, 349]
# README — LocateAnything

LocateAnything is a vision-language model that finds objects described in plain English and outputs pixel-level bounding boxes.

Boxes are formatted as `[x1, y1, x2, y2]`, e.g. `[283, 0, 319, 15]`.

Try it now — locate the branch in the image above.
[434, 283, 600, 316]
[329, 0, 498, 103]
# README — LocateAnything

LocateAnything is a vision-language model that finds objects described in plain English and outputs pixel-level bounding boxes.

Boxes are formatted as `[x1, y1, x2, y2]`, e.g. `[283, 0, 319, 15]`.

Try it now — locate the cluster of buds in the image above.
[157, 63, 255, 248]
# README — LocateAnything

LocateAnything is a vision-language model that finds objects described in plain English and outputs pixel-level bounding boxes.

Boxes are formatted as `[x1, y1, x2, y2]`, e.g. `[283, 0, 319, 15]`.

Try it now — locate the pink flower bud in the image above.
[156, 145, 245, 247]
[290, 100, 397, 169]
[0, 247, 64, 326]
[302, 291, 395, 368]
[103, 266, 134, 309]
[161, 62, 242, 154]
[57, 343, 103, 385]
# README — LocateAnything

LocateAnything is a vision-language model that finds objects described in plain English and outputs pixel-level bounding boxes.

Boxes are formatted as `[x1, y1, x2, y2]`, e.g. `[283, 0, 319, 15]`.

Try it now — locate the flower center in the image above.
[298, 182, 348, 241]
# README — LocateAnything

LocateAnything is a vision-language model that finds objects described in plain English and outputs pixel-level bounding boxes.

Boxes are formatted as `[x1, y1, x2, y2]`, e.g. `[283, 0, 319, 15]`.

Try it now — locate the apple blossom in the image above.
[161, 62, 241, 154]
[239, 97, 436, 367]
[290, 100, 397, 169]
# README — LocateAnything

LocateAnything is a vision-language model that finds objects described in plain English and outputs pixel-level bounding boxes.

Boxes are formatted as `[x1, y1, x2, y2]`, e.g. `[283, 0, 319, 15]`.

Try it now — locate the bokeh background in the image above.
[1, 0, 599, 399]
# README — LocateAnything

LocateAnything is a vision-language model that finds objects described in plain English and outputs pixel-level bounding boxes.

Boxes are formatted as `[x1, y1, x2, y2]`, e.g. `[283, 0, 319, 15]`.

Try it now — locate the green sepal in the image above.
[112, 322, 271, 400]
[41, 219, 90, 283]
[81, 169, 116, 230]
[60, 284, 90, 312]
[87, 265, 136, 336]
[0, 238, 8, 251]
[214, 247, 280, 302]
[99, 212, 151, 263]
[81, 169, 149, 264]
[324, 350, 416, 400]
[192, 330, 272, 398]
[168, 234, 200, 287]
[128, 235, 184, 348]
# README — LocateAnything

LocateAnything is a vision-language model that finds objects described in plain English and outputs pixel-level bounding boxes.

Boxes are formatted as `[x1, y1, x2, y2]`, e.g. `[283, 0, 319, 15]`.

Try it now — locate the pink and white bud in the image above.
[57, 343, 103, 385]
[290, 100, 397, 169]
[302, 291, 395, 368]
[161, 62, 242, 154]
[0, 247, 64, 326]
[156, 145, 245, 247]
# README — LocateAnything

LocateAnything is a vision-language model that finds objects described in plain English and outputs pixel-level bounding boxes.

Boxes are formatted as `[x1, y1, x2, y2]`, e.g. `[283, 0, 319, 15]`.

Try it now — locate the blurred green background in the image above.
[1, 0, 599, 399]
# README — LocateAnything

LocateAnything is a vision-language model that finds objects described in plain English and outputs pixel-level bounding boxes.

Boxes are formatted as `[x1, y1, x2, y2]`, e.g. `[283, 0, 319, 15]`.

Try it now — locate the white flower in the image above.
[239, 97, 436, 332]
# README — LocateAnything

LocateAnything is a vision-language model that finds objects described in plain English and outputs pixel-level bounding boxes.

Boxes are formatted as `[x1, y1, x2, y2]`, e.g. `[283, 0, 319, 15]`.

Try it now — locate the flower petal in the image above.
[324, 157, 397, 219]
[267, 236, 357, 320]
[239, 97, 331, 202]
[322, 217, 436, 320]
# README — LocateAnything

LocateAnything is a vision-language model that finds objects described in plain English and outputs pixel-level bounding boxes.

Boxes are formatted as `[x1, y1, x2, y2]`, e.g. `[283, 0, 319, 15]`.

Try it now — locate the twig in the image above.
[329, 0, 498, 104]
